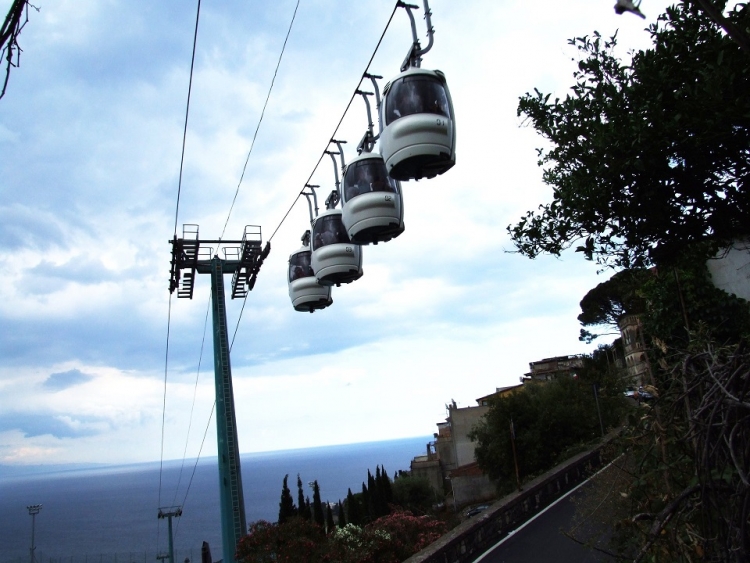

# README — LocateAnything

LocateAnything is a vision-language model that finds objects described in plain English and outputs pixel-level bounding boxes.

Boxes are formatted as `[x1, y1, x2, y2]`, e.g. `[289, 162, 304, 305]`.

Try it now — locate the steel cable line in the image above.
[158, 0, 202, 554]
[228, 4, 400, 347]
[171, 296, 212, 509]
[266, 3, 400, 244]
[165, 4, 400, 546]
[174, 401, 217, 542]
[219, 0, 301, 243]
[166, 0, 301, 534]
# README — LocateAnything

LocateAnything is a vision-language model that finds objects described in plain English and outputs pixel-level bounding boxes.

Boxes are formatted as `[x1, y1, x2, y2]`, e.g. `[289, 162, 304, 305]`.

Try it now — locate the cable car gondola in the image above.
[378, 0, 456, 181]
[338, 88, 405, 245]
[287, 232, 332, 313]
[341, 151, 404, 245]
[311, 206, 363, 287]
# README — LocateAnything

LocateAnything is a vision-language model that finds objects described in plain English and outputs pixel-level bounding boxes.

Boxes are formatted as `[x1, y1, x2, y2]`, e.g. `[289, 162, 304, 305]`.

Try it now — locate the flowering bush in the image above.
[236, 517, 329, 563]
[239, 510, 446, 563]
[328, 510, 446, 563]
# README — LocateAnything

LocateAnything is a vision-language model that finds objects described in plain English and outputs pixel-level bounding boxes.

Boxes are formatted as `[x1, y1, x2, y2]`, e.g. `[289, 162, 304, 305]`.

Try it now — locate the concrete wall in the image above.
[449, 405, 489, 468]
[451, 473, 496, 509]
[708, 241, 750, 301]
[411, 458, 444, 494]
[404, 442, 611, 563]
[436, 435, 456, 471]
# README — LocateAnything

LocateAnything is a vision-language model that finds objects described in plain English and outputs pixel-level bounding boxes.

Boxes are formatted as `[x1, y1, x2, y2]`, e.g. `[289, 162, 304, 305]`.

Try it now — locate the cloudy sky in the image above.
[0, 0, 675, 466]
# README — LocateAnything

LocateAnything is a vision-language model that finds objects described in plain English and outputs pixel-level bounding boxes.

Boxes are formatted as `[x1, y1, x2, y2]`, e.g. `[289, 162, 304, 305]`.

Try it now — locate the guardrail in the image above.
[404, 442, 610, 563]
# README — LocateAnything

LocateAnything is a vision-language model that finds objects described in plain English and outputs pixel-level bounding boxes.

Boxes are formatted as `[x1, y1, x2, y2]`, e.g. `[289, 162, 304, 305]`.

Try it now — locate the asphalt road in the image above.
[474, 481, 617, 563]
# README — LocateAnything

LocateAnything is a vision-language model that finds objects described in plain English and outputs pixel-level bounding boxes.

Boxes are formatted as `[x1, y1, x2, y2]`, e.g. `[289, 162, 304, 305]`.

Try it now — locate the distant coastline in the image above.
[0, 434, 432, 480]
[0, 435, 431, 563]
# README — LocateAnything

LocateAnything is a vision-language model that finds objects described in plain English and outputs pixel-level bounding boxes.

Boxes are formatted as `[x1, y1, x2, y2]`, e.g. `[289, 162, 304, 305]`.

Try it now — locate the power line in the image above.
[232, 3, 400, 351]
[267, 3, 400, 243]
[166, 0, 301, 530]
[172, 0, 202, 238]
[159, 0, 202, 554]
[163, 2, 402, 540]
[219, 0, 301, 242]
[171, 295, 212, 509]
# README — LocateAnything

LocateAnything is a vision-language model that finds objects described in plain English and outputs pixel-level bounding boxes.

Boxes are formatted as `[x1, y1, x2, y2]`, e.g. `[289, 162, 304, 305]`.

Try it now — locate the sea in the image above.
[0, 436, 431, 563]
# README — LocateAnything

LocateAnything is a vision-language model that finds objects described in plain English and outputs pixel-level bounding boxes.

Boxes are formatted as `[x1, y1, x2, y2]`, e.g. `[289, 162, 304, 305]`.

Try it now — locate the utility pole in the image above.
[509, 419, 522, 492]
[157, 507, 182, 563]
[27, 504, 42, 563]
[169, 224, 270, 562]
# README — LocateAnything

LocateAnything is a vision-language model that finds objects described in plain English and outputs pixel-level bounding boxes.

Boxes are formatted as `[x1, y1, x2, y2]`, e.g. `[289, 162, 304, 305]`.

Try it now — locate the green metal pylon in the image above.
[169, 225, 268, 562]
[210, 257, 247, 562]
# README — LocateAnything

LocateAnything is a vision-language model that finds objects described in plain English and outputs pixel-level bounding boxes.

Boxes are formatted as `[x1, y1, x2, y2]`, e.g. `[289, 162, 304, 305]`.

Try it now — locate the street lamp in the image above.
[27, 504, 42, 563]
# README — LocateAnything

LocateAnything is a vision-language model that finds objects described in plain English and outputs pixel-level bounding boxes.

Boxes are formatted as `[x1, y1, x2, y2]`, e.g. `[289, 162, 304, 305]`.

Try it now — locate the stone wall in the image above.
[403, 444, 609, 563]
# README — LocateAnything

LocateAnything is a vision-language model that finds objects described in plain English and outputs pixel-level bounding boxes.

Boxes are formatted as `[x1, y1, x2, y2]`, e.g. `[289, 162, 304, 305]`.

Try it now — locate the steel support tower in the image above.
[157, 507, 182, 563]
[169, 224, 270, 562]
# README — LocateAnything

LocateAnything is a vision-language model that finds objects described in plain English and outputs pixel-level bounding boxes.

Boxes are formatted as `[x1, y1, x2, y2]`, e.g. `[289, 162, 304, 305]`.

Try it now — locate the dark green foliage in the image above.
[312, 480, 324, 527]
[391, 475, 440, 515]
[640, 253, 750, 350]
[509, 2, 750, 269]
[578, 269, 650, 342]
[345, 488, 361, 526]
[337, 500, 346, 529]
[470, 367, 625, 487]
[362, 481, 373, 523]
[259, 463, 446, 560]
[379, 465, 394, 506]
[325, 502, 334, 533]
[237, 517, 327, 563]
[296, 474, 307, 520]
[239, 510, 447, 563]
[277, 474, 296, 524]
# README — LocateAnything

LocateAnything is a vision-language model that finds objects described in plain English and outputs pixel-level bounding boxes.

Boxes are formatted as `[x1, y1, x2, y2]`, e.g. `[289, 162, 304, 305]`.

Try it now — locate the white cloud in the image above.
[0, 0, 675, 464]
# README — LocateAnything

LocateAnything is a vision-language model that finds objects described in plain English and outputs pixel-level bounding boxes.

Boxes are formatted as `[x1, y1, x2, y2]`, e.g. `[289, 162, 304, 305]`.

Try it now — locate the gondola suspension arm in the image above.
[302, 184, 319, 224]
[398, 0, 434, 71]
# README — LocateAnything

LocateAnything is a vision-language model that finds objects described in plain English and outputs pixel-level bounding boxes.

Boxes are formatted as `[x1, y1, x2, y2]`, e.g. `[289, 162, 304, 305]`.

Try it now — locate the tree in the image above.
[577, 268, 650, 342]
[345, 488, 361, 526]
[470, 368, 625, 488]
[296, 475, 311, 521]
[277, 474, 297, 524]
[508, 2, 750, 269]
[0, 1, 35, 100]
[337, 500, 346, 529]
[236, 518, 327, 563]
[325, 503, 335, 534]
[328, 510, 447, 563]
[391, 475, 441, 515]
[312, 480, 324, 527]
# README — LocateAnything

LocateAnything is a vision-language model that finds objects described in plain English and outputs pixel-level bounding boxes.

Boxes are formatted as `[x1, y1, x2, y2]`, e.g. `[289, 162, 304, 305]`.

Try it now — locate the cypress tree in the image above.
[326, 502, 335, 533]
[277, 474, 296, 524]
[380, 465, 394, 506]
[362, 481, 375, 523]
[312, 480, 324, 527]
[337, 499, 346, 528]
[304, 496, 312, 521]
[374, 466, 386, 517]
[346, 488, 361, 526]
[297, 474, 306, 519]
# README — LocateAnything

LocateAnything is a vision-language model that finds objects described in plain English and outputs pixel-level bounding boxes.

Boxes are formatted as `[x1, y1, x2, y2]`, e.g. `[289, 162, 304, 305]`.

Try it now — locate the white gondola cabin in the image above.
[311, 209, 363, 286]
[341, 152, 404, 245]
[288, 241, 332, 313]
[379, 67, 455, 181]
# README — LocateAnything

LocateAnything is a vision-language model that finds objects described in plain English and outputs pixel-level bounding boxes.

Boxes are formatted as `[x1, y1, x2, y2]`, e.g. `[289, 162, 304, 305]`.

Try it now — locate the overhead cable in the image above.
[159, 0, 202, 554]
[219, 0, 301, 243]
[267, 3, 400, 243]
